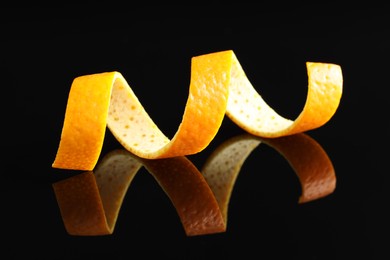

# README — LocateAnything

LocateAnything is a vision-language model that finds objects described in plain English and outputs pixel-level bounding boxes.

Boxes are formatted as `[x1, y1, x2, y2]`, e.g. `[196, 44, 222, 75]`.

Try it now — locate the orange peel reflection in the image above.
[201, 133, 336, 225]
[53, 149, 225, 236]
[53, 132, 335, 236]
[52, 172, 111, 236]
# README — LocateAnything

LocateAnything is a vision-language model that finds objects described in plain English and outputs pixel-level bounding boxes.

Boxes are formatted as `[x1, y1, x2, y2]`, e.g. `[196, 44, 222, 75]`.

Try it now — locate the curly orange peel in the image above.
[52, 50, 342, 170]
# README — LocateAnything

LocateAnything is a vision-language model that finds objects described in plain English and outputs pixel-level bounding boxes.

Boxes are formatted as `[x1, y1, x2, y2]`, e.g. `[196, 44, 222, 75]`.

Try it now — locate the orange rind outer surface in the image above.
[52, 50, 342, 178]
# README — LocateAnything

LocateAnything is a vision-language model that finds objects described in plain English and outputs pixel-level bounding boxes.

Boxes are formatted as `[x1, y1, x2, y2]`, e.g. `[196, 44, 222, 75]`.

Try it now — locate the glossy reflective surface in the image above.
[2, 4, 389, 259]
[52, 132, 336, 238]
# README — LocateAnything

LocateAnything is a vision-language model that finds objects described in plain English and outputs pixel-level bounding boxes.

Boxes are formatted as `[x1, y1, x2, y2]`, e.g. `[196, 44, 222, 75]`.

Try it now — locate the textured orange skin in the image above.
[52, 52, 232, 170]
[160, 51, 232, 157]
[52, 73, 115, 170]
[52, 50, 342, 172]
[280, 62, 343, 136]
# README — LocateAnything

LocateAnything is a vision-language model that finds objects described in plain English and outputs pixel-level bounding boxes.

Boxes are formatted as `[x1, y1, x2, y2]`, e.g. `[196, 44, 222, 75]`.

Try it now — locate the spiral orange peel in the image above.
[52, 50, 342, 170]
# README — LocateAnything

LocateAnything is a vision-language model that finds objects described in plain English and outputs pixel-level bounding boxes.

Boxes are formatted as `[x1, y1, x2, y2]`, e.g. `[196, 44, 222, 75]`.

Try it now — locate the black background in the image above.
[1, 4, 389, 259]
